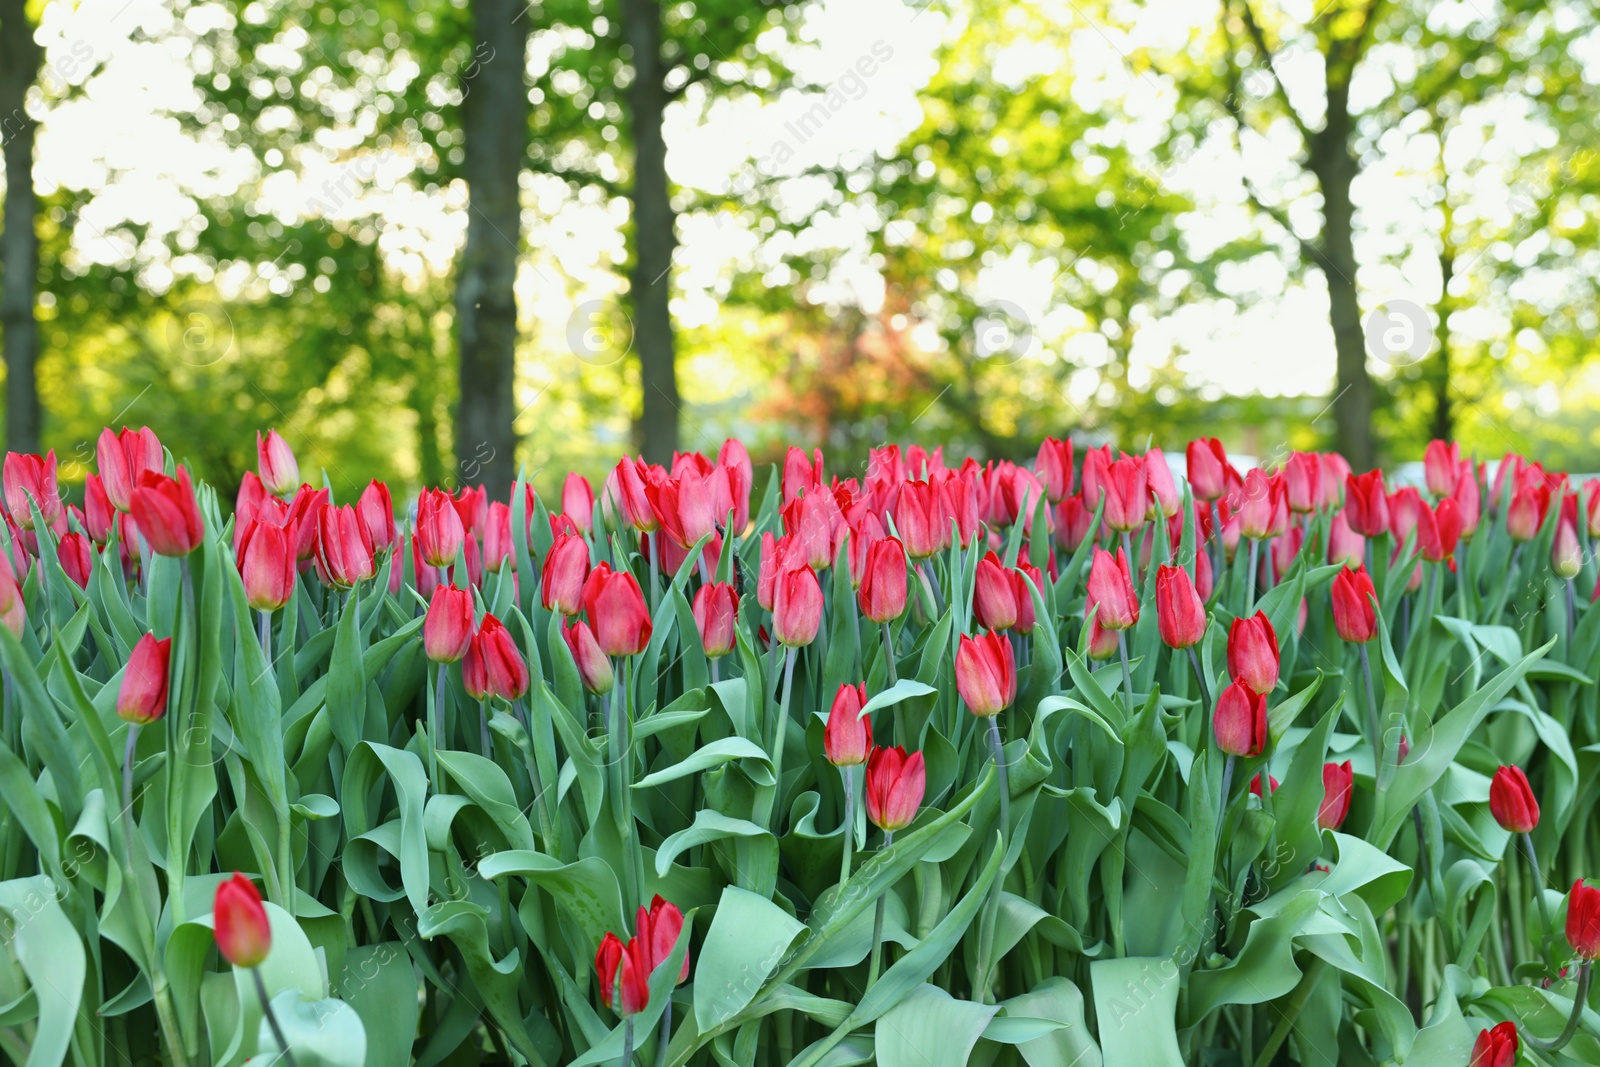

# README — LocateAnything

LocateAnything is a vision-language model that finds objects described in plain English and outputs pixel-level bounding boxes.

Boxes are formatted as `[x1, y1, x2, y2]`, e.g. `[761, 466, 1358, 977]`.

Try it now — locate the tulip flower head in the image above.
[1186, 438, 1229, 502]
[858, 535, 909, 623]
[1343, 471, 1390, 537]
[541, 533, 590, 615]
[240, 522, 296, 612]
[96, 427, 163, 513]
[955, 631, 1017, 717]
[1227, 612, 1279, 695]
[256, 430, 300, 496]
[865, 746, 926, 832]
[462, 614, 530, 702]
[581, 562, 653, 657]
[131, 468, 205, 557]
[117, 633, 172, 725]
[562, 620, 615, 695]
[1214, 679, 1267, 758]
[772, 565, 823, 648]
[1489, 765, 1539, 834]
[416, 488, 465, 569]
[1566, 880, 1600, 960]
[594, 932, 650, 1016]
[424, 584, 475, 664]
[1318, 761, 1353, 831]
[692, 581, 739, 659]
[214, 873, 272, 968]
[825, 683, 873, 767]
[1468, 1022, 1517, 1067]
[1155, 564, 1207, 649]
[1086, 547, 1138, 631]
[635, 895, 690, 984]
[973, 551, 1020, 632]
[562, 472, 596, 534]
[1331, 565, 1379, 644]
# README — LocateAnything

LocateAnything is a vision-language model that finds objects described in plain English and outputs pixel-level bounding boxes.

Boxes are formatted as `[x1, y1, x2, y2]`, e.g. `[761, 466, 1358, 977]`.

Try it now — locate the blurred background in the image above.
[0, 0, 1597, 502]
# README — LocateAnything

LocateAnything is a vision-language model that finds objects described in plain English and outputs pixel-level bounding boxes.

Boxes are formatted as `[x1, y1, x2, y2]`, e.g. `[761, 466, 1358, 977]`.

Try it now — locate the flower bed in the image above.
[0, 431, 1593, 1065]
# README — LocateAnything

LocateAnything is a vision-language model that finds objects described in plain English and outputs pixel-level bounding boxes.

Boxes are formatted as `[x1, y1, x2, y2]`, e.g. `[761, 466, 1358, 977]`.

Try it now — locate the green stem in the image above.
[988, 715, 1009, 838]
[1245, 538, 1259, 609]
[1525, 962, 1592, 1052]
[1250, 959, 1326, 1067]
[1359, 645, 1383, 786]
[1219, 754, 1237, 825]
[253, 966, 300, 1067]
[1117, 631, 1135, 716]
[881, 622, 898, 687]
[839, 765, 854, 886]
[1524, 832, 1556, 960]
[867, 829, 893, 985]
[1186, 647, 1212, 711]
[621, 1014, 635, 1067]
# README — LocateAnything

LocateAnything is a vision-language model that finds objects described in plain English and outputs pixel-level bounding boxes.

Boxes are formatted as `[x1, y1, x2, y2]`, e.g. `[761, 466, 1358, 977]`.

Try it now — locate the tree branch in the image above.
[1237, 0, 1316, 144]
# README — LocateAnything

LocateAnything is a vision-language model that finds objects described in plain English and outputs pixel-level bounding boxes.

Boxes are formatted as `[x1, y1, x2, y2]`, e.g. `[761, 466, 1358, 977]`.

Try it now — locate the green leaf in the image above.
[246, 990, 368, 1067]
[339, 943, 420, 1067]
[694, 887, 807, 1032]
[999, 978, 1101, 1067]
[0, 876, 86, 1067]
[1089, 957, 1183, 1067]
[873, 985, 998, 1067]
[633, 737, 775, 789]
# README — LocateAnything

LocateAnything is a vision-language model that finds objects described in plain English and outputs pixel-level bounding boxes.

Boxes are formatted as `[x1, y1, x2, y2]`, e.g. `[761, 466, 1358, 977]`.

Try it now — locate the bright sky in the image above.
[12, 0, 1594, 418]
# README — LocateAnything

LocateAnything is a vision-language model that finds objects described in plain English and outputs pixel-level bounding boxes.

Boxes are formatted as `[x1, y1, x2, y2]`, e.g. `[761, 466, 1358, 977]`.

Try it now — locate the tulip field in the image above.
[4, 430, 1600, 1067]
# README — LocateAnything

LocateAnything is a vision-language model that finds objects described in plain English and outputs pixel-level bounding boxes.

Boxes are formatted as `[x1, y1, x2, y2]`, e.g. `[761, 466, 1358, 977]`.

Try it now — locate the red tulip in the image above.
[692, 582, 739, 659]
[96, 427, 162, 514]
[1270, 524, 1305, 581]
[1101, 455, 1149, 533]
[1186, 438, 1229, 502]
[780, 487, 843, 570]
[1054, 495, 1094, 552]
[893, 480, 944, 560]
[537, 532, 589, 616]
[1566, 880, 1600, 959]
[1214, 679, 1267, 758]
[1344, 471, 1390, 537]
[1145, 450, 1180, 519]
[1489, 765, 1539, 834]
[0, 556, 24, 637]
[1086, 613, 1119, 660]
[1468, 1021, 1517, 1067]
[452, 486, 488, 537]
[562, 472, 596, 534]
[424, 584, 475, 664]
[1553, 496, 1582, 579]
[717, 439, 754, 532]
[241, 521, 296, 611]
[59, 532, 92, 590]
[1035, 437, 1073, 502]
[772, 565, 823, 648]
[782, 446, 825, 507]
[1318, 761, 1353, 830]
[357, 480, 397, 552]
[1416, 498, 1463, 562]
[1194, 547, 1215, 602]
[1227, 612, 1279, 695]
[286, 485, 328, 561]
[314, 504, 376, 588]
[130, 468, 204, 557]
[973, 551, 1019, 632]
[955, 630, 1017, 717]
[3, 450, 62, 531]
[825, 682, 872, 767]
[581, 562, 652, 657]
[1155, 564, 1206, 649]
[214, 873, 272, 968]
[1452, 464, 1482, 537]
[1506, 483, 1549, 542]
[562, 619, 615, 695]
[595, 931, 651, 1015]
[1248, 773, 1279, 798]
[635, 894, 690, 983]
[1283, 452, 1322, 513]
[613, 458, 664, 533]
[256, 430, 299, 496]
[463, 613, 529, 701]
[1327, 510, 1364, 568]
[480, 501, 513, 574]
[416, 488, 465, 569]
[1237, 469, 1278, 540]
[84, 474, 114, 544]
[117, 633, 172, 725]
[1320, 453, 1351, 508]
[1012, 561, 1043, 635]
[858, 536, 908, 623]
[1331, 565, 1378, 643]
[1086, 547, 1138, 631]
[865, 746, 925, 832]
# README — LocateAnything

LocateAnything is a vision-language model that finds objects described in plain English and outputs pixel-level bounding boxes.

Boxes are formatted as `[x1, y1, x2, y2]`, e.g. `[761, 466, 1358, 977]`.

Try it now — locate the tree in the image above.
[455, 0, 527, 493]
[0, 0, 40, 454]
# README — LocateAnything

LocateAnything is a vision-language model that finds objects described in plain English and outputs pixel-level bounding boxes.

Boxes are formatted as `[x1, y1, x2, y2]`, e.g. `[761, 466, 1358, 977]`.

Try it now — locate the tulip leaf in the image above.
[633, 737, 775, 790]
[999, 978, 1101, 1067]
[655, 810, 775, 880]
[245, 990, 367, 1066]
[1089, 957, 1184, 1067]
[873, 985, 998, 1067]
[858, 678, 937, 718]
[0, 875, 86, 1067]
[694, 886, 806, 1032]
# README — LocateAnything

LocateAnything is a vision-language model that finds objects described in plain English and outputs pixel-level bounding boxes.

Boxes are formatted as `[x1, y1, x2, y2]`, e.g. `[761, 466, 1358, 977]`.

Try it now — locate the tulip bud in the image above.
[1086, 547, 1138, 631]
[96, 427, 163, 513]
[462, 613, 530, 701]
[1553, 501, 1582, 579]
[562, 619, 615, 695]
[130, 468, 205, 557]
[1283, 452, 1322, 513]
[1343, 471, 1390, 537]
[1237, 469, 1276, 540]
[482, 501, 513, 574]
[1155, 564, 1206, 650]
[1488, 765, 1539, 834]
[424, 584, 475, 663]
[1469, 1021, 1517, 1067]
[772, 565, 823, 648]
[241, 522, 296, 612]
[1054, 495, 1094, 552]
[825, 683, 872, 767]
[117, 633, 172, 724]
[0, 557, 24, 638]
[287, 484, 328, 561]
[1566, 880, 1600, 960]
[562, 472, 596, 534]
[1012, 561, 1043, 635]
[893, 481, 943, 560]
[581, 563, 653, 657]
[865, 745, 925, 832]
[1186, 438, 1229, 502]
[314, 504, 376, 588]
[59, 532, 93, 590]
[1248, 773, 1279, 798]
[595, 932, 650, 1016]
[1213, 679, 1267, 758]
[357, 480, 398, 552]
[1227, 612, 1279, 695]
[1327, 510, 1365, 568]
[955, 631, 1017, 718]
[417, 488, 465, 569]
[1318, 761, 1353, 830]
[613, 458, 662, 533]
[256, 430, 299, 496]
[858, 536, 908, 623]
[1035, 437, 1073, 503]
[1086, 614, 1119, 661]
[635, 894, 691, 983]
[537, 533, 589, 616]
[1145, 450, 1180, 519]
[1102, 455, 1149, 533]
[973, 551, 1020, 632]
[85, 474, 114, 545]
[1330, 564, 1379, 644]
[1506, 485, 1549, 542]
[213, 872, 272, 968]
[691, 582, 739, 659]
[1416, 498, 1464, 563]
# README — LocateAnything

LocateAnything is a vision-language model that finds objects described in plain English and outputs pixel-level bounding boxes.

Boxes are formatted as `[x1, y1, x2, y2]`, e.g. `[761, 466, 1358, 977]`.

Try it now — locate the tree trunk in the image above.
[454, 0, 526, 495]
[1428, 205, 1456, 443]
[1309, 81, 1375, 471]
[620, 0, 680, 465]
[0, 0, 41, 455]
